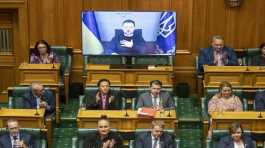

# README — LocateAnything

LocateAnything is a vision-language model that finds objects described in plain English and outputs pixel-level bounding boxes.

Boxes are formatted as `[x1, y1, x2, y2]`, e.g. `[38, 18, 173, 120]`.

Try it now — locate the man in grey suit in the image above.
[135, 120, 175, 148]
[0, 119, 34, 148]
[136, 80, 175, 110]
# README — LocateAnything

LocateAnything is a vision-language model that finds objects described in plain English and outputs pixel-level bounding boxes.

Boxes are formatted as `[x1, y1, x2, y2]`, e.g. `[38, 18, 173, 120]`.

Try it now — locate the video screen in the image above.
[82, 11, 176, 55]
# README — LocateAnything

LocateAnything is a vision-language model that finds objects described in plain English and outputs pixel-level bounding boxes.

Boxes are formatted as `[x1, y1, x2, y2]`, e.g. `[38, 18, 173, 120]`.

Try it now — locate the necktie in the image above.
[153, 138, 158, 148]
[102, 95, 106, 109]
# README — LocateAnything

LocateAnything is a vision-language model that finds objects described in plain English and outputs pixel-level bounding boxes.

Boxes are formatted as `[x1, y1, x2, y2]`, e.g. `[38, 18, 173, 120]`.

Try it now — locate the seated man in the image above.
[0, 119, 34, 148]
[251, 42, 265, 66]
[254, 90, 265, 111]
[85, 79, 121, 110]
[83, 115, 123, 148]
[23, 82, 55, 116]
[198, 35, 238, 73]
[136, 80, 175, 110]
[135, 120, 175, 148]
[107, 19, 146, 55]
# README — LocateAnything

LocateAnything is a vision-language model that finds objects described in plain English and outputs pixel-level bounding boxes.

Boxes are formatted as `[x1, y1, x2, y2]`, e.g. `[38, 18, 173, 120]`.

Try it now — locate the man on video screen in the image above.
[108, 19, 146, 55]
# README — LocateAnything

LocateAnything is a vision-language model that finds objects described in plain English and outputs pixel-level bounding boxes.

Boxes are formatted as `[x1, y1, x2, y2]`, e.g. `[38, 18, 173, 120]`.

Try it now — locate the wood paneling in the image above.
[2, 0, 265, 94]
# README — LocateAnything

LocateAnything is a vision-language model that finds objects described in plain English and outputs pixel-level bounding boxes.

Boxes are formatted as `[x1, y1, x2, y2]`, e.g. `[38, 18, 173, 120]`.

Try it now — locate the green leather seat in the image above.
[246, 48, 260, 65]
[134, 55, 172, 65]
[79, 86, 124, 109]
[201, 88, 248, 122]
[0, 128, 47, 148]
[8, 86, 58, 121]
[206, 130, 255, 148]
[131, 87, 176, 110]
[51, 46, 72, 103]
[72, 128, 118, 148]
[83, 55, 123, 77]
[129, 129, 180, 148]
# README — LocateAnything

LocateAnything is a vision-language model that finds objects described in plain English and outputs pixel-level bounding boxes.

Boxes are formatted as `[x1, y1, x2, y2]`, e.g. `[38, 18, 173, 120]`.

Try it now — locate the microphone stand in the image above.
[167, 108, 171, 117]
[258, 112, 263, 118]
[123, 97, 129, 117]
[34, 106, 39, 116]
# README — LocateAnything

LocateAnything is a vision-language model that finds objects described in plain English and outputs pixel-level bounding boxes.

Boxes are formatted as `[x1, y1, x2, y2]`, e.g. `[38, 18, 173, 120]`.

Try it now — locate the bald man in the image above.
[0, 119, 34, 148]
[23, 82, 55, 116]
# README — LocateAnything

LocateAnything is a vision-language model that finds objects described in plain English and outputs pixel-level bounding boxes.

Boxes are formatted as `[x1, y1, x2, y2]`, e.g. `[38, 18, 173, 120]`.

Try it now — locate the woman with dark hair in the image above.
[30, 40, 59, 64]
[251, 42, 265, 66]
[208, 81, 243, 114]
[218, 122, 254, 148]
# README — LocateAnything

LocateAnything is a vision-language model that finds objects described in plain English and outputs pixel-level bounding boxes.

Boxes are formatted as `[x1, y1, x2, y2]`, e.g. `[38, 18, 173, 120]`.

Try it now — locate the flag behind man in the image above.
[82, 11, 104, 55]
[156, 12, 176, 54]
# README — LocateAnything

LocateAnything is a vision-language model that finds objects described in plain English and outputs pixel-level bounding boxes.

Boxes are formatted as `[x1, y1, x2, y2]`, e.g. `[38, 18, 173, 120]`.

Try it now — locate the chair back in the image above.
[134, 55, 172, 65]
[75, 128, 117, 148]
[8, 86, 55, 109]
[246, 48, 260, 65]
[132, 87, 174, 110]
[51, 46, 72, 75]
[0, 128, 47, 148]
[202, 88, 247, 114]
[207, 130, 254, 148]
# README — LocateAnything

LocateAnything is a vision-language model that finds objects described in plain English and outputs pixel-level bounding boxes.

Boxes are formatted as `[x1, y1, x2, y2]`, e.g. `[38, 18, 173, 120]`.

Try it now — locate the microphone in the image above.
[258, 112, 263, 118]
[52, 57, 55, 69]
[123, 97, 129, 117]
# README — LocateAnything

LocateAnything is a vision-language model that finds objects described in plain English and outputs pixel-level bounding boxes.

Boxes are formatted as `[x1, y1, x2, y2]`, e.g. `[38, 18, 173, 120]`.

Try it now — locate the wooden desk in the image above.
[84, 64, 173, 87]
[211, 111, 265, 131]
[18, 63, 61, 123]
[19, 63, 60, 86]
[77, 109, 177, 132]
[203, 65, 265, 90]
[0, 108, 52, 147]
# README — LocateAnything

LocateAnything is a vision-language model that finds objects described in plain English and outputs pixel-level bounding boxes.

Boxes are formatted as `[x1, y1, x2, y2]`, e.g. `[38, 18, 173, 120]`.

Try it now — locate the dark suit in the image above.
[0, 132, 33, 148]
[22, 89, 55, 116]
[218, 134, 254, 148]
[83, 131, 123, 148]
[85, 90, 121, 110]
[198, 46, 238, 73]
[136, 91, 175, 109]
[107, 29, 146, 55]
[254, 90, 265, 111]
[135, 131, 175, 148]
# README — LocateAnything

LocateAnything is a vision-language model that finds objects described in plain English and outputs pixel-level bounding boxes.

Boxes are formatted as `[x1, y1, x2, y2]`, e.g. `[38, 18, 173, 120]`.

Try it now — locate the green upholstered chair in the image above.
[201, 88, 248, 122]
[7, 86, 58, 122]
[133, 55, 172, 65]
[131, 87, 176, 110]
[0, 128, 47, 148]
[72, 128, 118, 148]
[206, 130, 255, 148]
[246, 48, 260, 65]
[29, 46, 72, 103]
[51, 46, 72, 103]
[79, 86, 124, 109]
[82, 55, 123, 77]
[129, 129, 180, 148]
[201, 88, 248, 139]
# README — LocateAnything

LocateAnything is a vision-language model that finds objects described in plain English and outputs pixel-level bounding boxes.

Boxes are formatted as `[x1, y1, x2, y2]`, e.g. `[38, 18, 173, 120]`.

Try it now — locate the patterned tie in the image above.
[153, 138, 158, 148]
[102, 95, 107, 109]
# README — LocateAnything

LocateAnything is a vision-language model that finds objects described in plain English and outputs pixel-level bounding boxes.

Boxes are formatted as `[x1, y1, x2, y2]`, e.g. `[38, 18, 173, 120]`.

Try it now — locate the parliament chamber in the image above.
[1, 0, 265, 148]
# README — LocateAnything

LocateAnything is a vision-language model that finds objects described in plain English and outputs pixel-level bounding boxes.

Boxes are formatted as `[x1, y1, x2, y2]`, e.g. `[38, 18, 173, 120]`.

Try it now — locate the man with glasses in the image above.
[198, 35, 238, 73]
[23, 82, 55, 116]
[0, 119, 33, 148]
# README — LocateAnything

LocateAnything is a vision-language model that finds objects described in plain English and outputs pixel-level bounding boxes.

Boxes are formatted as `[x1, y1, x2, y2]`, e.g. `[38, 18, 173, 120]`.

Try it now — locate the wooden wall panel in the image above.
[3, 0, 265, 94]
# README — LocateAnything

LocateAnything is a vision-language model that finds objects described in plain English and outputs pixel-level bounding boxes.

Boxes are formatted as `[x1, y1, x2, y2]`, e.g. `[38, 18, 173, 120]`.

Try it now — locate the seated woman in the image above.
[208, 81, 243, 114]
[30, 40, 59, 64]
[251, 42, 265, 66]
[218, 122, 254, 148]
